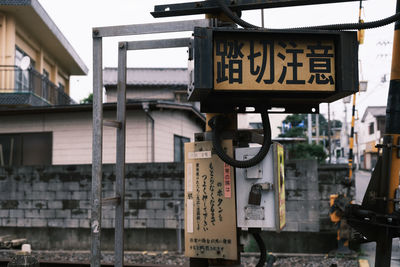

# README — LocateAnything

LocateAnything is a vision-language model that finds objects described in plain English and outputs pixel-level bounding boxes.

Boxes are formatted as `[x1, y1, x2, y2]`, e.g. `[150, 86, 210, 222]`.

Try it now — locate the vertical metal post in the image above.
[175, 201, 182, 254]
[375, 0, 400, 265]
[328, 103, 332, 164]
[307, 114, 312, 144]
[316, 114, 319, 144]
[261, 9, 264, 28]
[115, 42, 127, 267]
[348, 93, 356, 181]
[91, 34, 103, 267]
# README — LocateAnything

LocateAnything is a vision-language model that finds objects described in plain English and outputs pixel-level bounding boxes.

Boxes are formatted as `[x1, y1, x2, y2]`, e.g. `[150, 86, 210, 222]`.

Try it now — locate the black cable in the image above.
[216, 0, 400, 31]
[208, 111, 272, 168]
[252, 233, 267, 267]
[216, 0, 258, 29]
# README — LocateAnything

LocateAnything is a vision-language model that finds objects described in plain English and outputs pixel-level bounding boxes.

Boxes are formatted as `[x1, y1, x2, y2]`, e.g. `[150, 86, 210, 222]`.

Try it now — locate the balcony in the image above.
[0, 66, 76, 106]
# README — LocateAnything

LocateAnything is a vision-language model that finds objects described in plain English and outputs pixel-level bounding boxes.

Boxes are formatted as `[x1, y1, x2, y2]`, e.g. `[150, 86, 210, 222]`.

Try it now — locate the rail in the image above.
[0, 258, 177, 267]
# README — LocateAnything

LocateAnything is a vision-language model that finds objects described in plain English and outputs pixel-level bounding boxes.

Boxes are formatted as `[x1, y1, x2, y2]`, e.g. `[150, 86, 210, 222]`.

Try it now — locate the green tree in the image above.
[279, 114, 307, 138]
[278, 113, 333, 162]
[80, 93, 93, 104]
[289, 143, 327, 163]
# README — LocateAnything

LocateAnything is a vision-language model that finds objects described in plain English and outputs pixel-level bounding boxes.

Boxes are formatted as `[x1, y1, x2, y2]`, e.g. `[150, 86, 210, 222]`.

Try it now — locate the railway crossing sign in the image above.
[188, 28, 359, 113]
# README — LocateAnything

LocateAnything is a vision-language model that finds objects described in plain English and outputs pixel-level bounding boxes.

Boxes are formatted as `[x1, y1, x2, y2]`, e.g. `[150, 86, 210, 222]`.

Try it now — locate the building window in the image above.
[369, 122, 374, 135]
[0, 132, 52, 166]
[174, 135, 190, 162]
[14, 46, 35, 91]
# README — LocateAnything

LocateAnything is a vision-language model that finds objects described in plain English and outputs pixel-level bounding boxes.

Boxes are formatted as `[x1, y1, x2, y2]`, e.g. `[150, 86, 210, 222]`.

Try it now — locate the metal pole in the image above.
[115, 42, 127, 267]
[375, 0, 400, 265]
[328, 103, 332, 164]
[261, 9, 264, 28]
[344, 103, 348, 147]
[316, 114, 319, 144]
[175, 201, 182, 254]
[308, 114, 312, 144]
[91, 34, 103, 267]
[348, 93, 356, 181]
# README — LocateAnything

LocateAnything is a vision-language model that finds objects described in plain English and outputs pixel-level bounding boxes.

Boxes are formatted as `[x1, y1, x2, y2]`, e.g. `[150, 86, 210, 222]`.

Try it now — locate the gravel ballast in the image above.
[0, 250, 359, 266]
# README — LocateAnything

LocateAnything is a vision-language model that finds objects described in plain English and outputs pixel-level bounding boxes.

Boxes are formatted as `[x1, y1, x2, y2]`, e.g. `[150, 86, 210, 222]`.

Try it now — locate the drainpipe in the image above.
[142, 102, 155, 162]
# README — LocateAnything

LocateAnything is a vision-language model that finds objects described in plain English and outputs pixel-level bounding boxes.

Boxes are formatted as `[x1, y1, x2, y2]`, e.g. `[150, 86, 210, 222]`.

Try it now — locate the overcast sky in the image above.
[37, 0, 396, 122]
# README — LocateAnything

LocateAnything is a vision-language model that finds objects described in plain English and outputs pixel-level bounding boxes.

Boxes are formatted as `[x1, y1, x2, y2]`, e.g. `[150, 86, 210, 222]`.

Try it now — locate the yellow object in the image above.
[357, 19, 365, 45]
[213, 37, 336, 92]
[391, 30, 400, 80]
[329, 194, 341, 223]
[359, 259, 370, 267]
[276, 143, 286, 231]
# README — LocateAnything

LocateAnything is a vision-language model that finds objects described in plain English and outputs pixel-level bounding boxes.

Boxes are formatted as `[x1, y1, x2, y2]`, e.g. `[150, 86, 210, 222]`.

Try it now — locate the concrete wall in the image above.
[284, 159, 320, 232]
[0, 161, 351, 251]
[0, 163, 184, 250]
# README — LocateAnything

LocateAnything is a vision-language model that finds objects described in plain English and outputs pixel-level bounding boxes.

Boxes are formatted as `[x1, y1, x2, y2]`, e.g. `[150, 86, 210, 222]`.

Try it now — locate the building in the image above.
[0, 67, 205, 166]
[104, 68, 190, 105]
[238, 113, 287, 139]
[0, 0, 87, 107]
[357, 106, 386, 170]
[0, 100, 204, 166]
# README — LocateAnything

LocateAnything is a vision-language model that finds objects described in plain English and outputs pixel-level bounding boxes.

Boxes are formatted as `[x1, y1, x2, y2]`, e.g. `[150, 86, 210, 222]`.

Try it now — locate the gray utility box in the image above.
[235, 143, 286, 231]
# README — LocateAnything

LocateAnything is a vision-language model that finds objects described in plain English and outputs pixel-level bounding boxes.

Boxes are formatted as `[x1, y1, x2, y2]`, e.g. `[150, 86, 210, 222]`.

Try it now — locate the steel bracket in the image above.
[152, 0, 362, 18]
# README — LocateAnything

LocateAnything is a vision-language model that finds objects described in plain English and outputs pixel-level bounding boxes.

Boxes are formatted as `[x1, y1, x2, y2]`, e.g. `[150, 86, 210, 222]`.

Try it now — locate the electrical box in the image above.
[184, 140, 238, 260]
[235, 143, 286, 231]
[188, 27, 358, 113]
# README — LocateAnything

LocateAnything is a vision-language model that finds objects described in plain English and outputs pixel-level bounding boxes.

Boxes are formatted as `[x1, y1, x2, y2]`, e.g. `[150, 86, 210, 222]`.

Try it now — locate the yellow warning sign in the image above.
[214, 36, 335, 92]
[274, 143, 286, 231]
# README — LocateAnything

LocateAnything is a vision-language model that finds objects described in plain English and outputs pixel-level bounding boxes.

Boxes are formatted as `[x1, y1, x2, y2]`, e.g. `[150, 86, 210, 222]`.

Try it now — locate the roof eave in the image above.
[0, 0, 88, 75]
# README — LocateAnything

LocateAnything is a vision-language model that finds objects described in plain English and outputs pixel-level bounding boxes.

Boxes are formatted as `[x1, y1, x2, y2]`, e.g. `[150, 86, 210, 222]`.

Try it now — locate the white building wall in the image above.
[152, 109, 202, 162]
[0, 109, 203, 165]
[358, 113, 381, 147]
[238, 113, 286, 139]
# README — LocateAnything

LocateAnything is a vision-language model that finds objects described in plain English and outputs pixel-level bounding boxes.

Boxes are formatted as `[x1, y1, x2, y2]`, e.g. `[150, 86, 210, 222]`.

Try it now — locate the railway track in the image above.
[0, 258, 178, 267]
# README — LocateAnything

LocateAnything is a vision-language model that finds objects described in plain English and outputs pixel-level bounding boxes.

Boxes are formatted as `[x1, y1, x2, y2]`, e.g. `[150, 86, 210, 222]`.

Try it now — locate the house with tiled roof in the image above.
[103, 67, 193, 105]
[0, 68, 204, 166]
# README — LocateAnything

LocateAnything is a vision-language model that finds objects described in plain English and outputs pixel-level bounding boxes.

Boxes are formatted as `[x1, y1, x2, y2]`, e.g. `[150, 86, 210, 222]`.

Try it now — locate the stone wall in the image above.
[283, 160, 352, 233]
[0, 163, 184, 250]
[284, 159, 320, 232]
[0, 161, 351, 251]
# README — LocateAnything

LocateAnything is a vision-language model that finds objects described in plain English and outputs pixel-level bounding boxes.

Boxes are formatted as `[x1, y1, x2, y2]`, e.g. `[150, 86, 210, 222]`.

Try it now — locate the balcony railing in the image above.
[0, 65, 76, 106]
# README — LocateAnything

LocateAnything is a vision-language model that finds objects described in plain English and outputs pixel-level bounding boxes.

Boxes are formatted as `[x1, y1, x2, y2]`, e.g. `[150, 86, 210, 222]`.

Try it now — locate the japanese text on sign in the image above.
[184, 141, 238, 260]
[214, 37, 335, 91]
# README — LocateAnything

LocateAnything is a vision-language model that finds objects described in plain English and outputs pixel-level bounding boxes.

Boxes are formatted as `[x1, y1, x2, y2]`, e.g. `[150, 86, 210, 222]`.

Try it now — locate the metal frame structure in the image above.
[151, 0, 362, 18]
[91, 19, 213, 267]
[90, 1, 377, 267]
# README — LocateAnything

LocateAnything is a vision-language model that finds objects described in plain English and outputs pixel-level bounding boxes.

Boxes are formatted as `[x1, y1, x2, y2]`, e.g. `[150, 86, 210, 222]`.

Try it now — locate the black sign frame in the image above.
[188, 27, 358, 113]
